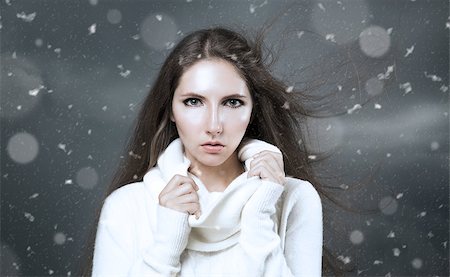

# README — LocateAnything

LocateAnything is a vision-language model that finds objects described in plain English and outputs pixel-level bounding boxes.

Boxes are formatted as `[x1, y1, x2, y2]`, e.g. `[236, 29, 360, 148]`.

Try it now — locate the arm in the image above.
[92, 191, 191, 277]
[239, 180, 323, 277]
[284, 182, 323, 276]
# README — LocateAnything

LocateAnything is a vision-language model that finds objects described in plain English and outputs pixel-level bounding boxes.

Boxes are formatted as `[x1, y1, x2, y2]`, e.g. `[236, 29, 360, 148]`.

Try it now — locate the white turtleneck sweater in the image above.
[92, 139, 322, 276]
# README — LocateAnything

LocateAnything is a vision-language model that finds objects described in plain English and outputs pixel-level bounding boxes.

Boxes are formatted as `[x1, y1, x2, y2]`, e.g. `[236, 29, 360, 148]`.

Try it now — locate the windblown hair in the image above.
[80, 26, 349, 276]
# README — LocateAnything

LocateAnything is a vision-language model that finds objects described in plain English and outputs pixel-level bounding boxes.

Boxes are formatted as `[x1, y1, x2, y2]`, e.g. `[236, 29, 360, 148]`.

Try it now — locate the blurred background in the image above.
[1, 0, 448, 276]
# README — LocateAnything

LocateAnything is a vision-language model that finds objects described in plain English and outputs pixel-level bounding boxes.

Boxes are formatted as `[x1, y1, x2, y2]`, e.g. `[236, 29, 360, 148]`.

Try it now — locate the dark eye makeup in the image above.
[182, 98, 245, 108]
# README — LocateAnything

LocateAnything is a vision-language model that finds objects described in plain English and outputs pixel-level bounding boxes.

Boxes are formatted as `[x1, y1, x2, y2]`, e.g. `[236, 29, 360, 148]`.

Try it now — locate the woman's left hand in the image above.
[247, 150, 286, 185]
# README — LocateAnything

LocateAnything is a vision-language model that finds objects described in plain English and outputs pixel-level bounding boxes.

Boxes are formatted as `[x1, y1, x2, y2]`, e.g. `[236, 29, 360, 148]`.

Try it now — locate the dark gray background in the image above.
[1, 0, 448, 276]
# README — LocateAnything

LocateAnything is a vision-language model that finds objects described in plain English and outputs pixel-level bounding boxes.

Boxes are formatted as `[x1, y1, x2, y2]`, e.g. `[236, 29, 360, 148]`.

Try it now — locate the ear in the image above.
[170, 113, 175, 122]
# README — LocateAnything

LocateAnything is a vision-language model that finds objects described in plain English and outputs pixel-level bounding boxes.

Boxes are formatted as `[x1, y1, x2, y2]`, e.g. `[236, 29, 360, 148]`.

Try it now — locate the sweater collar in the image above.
[143, 137, 282, 252]
[151, 137, 282, 182]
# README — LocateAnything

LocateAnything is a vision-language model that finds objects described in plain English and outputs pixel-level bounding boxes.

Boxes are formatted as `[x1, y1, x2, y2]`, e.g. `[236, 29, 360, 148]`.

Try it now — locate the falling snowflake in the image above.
[249, 0, 268, 14]
[17, 12, 36, 22]
[24, 212, 35, 222]
[29, 193, 39, 199]
[317, 2, 326, 11]
[129, 151, 141, 159]
[88, 23, 96, 35]
[228, 54, 238, 61]
[120, 70, 131, 78]
[285, 86, 294, 93]
[374, 103, 382, 109]
[58, 143, 67, 152]
[337, 255, 351, 264]
[325, 34, 336, 43]
[393, 248, 400, 256]
[399, 82, 412, 95]
[155, 14, 162, 21]
[404, 45, 415, 57]
[377, 65, 395, 80]
[165, 41, 175, 49]
[424, 72, 442, 82]
[387, 231, 395, 238]
[347, 104, 362, 114]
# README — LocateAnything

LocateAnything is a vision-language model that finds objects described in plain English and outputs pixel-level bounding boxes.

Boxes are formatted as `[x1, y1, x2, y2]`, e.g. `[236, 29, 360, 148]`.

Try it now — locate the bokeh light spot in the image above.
[359, 26, 391, 58]
[349, 230, 364, 244]
[7, 132, 39, 164]
[140, 12, 178, 51]
[411, 258, 423, 269]
[107, 9, 122, 24]
[379, 196, 398, 215]
[430, 141, 439, 151]
[54, 232, 67, 245]
[76, 166, 99, 189]
[365, 77, 384, 96]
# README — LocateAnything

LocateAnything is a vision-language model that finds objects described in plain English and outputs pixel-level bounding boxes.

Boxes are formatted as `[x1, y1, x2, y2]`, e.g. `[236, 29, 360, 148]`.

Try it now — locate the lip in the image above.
[201, 141, 225, 154]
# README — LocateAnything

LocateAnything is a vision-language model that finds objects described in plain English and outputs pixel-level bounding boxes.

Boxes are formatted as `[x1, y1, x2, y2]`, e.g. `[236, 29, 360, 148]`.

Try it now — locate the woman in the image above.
[90, 26, 324, 276]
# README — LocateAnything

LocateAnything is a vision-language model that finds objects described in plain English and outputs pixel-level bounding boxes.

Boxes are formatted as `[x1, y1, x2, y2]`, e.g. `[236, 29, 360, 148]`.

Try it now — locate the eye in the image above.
[183, 98, 202, 107]
[224, 99, 244, 108]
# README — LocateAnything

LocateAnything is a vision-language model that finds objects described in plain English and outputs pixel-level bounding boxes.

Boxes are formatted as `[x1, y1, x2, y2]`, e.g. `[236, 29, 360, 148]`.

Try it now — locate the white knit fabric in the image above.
[92, 138, 323, 276]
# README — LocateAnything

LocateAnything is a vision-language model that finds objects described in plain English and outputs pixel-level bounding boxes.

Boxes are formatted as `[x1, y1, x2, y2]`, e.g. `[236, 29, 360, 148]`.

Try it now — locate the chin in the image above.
[199, 156, 228, 167]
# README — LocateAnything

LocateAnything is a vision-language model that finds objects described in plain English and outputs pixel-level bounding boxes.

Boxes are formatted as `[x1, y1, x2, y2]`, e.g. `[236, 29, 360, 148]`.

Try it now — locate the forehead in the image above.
[174, 59, 250, 97]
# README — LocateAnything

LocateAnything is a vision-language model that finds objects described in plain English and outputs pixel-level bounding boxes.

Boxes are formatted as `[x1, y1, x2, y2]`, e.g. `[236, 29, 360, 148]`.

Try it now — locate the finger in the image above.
[249, 164, 285, 184]
[159, 182, 198, 206]
[171, 182, 198, 197]
[250, 157, 279, 176]
[180, 203, 201, 216]
[176, 192, 199, 204]
[160, 174, 198, 195]
[254, 151, 284, 171]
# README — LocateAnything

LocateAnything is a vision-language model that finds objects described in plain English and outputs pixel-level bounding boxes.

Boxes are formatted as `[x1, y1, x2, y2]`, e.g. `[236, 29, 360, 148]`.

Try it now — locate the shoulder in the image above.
[284, 178, 321, 204]
[281, 177, 322, 215]
[102, 181, 148, 213]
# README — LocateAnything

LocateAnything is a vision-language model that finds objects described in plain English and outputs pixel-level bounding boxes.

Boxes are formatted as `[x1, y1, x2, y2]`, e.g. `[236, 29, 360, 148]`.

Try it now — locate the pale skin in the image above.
[158, 58, 286, 219]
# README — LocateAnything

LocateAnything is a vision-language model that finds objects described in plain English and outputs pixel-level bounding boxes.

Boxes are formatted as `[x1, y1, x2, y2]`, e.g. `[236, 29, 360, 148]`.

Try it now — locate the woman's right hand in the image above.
[158, 174, 201, 219]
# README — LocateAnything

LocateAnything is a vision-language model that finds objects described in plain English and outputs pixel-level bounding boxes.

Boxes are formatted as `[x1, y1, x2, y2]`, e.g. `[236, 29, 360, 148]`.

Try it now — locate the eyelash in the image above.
[183, 98, 244, 108]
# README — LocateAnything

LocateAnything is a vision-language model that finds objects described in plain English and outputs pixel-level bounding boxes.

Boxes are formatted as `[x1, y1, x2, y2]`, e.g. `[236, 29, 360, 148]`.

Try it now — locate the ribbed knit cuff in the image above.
[153, 204, 191, 265]
[242, 180, 284, 217]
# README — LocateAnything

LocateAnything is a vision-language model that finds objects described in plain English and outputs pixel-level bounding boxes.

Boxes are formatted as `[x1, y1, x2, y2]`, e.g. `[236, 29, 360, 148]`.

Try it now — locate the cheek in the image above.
[173, 106, 204, 131]
[223, 107, 252, 129]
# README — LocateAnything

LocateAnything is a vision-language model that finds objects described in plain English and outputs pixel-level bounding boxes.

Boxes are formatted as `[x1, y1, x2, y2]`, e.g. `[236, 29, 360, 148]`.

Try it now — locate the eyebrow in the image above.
[179, 92, 248, 99]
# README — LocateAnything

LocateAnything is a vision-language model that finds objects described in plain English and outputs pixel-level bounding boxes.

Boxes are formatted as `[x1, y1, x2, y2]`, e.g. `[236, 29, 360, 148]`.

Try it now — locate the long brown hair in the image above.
[80, 25, 352, 276]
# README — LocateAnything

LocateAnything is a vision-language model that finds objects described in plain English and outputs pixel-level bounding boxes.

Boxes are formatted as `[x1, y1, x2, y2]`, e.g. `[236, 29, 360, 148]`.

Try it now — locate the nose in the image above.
[206, 106, 223, 136]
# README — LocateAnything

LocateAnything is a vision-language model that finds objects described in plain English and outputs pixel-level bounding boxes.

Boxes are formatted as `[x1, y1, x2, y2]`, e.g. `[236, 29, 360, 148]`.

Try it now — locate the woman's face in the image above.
[172, 59, 253, 169]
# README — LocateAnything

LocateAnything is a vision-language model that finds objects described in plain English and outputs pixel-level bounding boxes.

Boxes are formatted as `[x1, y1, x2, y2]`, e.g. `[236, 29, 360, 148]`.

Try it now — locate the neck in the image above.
[188, 152, 244, 192]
